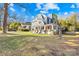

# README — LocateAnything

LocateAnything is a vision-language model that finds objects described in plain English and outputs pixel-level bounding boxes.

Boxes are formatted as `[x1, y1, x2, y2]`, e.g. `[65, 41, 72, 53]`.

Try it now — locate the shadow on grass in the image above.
[0, 33, 79, 56]
[64, 32, 79, 36]
[0, 33, 18, 35]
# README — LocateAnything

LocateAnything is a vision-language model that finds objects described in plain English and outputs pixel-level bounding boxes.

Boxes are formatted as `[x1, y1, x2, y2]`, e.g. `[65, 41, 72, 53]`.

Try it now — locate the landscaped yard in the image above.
[0, 31, 79, 56]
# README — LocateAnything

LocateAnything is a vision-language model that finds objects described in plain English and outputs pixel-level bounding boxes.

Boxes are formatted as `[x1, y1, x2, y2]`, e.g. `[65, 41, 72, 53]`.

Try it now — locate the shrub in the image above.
[0, 27, 2, 31]
[8, 22, 21, 31]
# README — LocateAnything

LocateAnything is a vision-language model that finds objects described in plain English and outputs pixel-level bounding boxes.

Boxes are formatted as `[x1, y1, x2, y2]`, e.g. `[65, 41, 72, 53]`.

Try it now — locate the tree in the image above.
[2, 3, 31, 33]
[68, 13, 77, 32]
[3, 3, 8, 33]
[52, 14, 58, 24]
[9, 12, 19, 22]
[0, 4, 4, 28]
[8, 22, 21, 31]
[10, 12, 17, 21]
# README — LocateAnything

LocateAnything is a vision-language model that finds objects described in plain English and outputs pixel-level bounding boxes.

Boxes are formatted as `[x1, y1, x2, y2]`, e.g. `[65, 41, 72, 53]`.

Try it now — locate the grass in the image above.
[0, 31, 79, 56]
[0, 31, 49, 37]
[16, 31, 49, 36]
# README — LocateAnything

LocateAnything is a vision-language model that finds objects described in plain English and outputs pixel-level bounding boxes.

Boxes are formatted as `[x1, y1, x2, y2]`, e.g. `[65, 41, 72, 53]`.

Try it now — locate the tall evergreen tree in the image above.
[52, 14, 58, 24]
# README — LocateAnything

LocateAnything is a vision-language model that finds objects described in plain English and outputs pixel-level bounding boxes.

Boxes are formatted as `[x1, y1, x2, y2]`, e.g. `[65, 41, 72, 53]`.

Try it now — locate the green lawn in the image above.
[0, 31, 49, 37]
[14, 31, 49, 36]
[0, 31, 79, 56]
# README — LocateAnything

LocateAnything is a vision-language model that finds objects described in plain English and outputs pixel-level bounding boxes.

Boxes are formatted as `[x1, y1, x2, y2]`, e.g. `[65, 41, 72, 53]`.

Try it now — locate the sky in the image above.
[1, 3, 79, 22]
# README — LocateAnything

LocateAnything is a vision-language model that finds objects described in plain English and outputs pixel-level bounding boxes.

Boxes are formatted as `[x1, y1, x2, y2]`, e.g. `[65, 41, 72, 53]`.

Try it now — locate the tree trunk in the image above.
[3, 3, 8, 33]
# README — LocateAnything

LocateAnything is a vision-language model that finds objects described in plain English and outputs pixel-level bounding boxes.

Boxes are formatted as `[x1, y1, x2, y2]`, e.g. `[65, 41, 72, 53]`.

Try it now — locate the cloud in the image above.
[76, 3, 79, 8]
[35, 3, 60, 15]
[70, 11, 75, 14]
[9, 3, 14, 7]
[64, 12, 68, 15]
[31, 16, 34, 19]
[22, 8, 26, 12]
[71, 4, 75, 8]
[35, 3, 43, 10]
[47, 14, 52, 18]
[24, 15, 34, 20]
[43, 3, 60, 11]
[58, 12, 68, 19]
[9, 3, 15, 12]
[10, 7, 15, 12]
[40, 10, 48, 14]
[35, 3, 60, 12]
